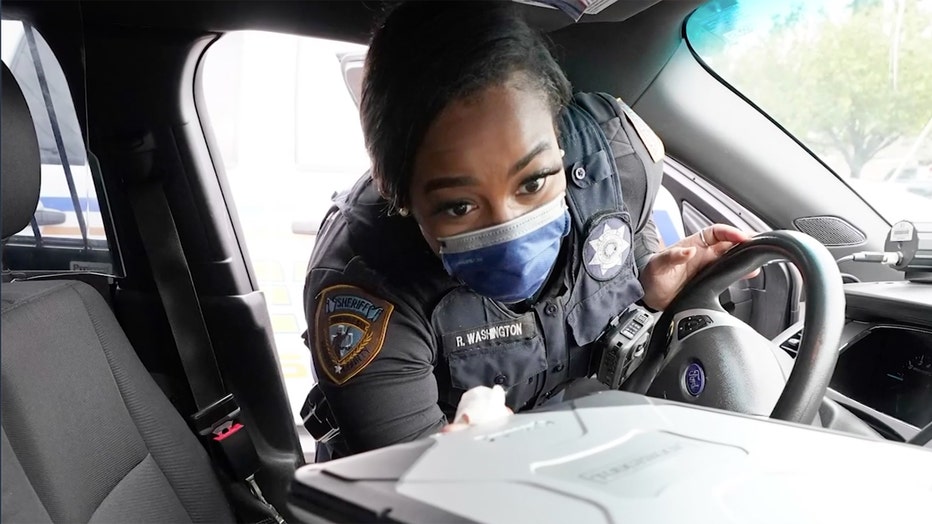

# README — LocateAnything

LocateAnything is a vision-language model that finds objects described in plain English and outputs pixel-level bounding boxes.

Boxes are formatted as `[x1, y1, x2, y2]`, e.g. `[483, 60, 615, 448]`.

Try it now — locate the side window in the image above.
[200, 32, 369, 426]
[1, 20, 116, 274]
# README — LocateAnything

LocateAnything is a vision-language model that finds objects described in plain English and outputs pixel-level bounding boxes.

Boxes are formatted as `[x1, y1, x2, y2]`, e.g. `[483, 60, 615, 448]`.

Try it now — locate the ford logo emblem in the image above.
[684, 362, 705, 397]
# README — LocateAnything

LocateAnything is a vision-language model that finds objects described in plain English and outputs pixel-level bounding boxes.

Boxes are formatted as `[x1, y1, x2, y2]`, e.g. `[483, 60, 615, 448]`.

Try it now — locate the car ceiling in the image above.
[4, 0, 702, 134]
[4, 1, 693, 75]
[13, 1, 668, 39]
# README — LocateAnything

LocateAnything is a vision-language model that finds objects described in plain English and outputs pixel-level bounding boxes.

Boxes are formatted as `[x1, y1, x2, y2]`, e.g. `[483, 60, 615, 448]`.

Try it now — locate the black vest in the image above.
[314, 92, 662, 415]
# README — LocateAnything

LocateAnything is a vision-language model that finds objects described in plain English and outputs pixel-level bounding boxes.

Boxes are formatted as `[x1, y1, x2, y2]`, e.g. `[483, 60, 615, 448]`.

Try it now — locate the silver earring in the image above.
[560, 149, 566, 158]
[397, 207, 410, 217]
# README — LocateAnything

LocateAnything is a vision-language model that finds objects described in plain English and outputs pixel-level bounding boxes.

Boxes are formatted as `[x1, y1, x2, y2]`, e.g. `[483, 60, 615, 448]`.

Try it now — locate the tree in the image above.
[716, 0, 932, 178]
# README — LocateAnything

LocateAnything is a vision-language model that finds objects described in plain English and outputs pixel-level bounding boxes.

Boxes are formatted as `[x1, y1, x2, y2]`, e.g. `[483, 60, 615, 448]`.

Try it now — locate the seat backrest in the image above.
[1, 63, 234, 523]
[652, 185, 685, 247]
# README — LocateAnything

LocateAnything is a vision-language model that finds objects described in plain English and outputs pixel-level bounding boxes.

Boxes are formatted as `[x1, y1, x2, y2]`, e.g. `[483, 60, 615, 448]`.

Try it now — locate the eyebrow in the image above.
[422, 175, 480, 194]
[510, 141, 552, 176]
[422, 141, 553, 194]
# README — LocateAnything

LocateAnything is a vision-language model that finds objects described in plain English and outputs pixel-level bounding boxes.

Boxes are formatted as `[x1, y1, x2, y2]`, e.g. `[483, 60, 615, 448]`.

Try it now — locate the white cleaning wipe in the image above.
[452, 385, 511, 425]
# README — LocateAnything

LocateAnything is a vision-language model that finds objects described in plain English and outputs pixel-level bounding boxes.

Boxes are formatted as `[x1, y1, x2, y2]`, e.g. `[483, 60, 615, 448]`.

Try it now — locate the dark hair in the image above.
[360, 1, 572, 211]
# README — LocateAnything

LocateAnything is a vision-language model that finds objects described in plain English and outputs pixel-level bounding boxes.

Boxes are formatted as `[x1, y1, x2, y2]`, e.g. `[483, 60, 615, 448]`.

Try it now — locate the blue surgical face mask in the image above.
[438, 194, 571, 303]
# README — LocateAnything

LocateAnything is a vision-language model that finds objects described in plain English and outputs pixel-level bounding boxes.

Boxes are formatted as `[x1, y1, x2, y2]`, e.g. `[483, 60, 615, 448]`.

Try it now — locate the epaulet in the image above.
[571, 92, 622, 125]
[578, 91, 665, 165]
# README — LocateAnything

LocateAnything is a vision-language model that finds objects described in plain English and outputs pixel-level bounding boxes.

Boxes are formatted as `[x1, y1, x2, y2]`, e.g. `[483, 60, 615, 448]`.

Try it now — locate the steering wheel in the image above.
[621, 230, 845, 424]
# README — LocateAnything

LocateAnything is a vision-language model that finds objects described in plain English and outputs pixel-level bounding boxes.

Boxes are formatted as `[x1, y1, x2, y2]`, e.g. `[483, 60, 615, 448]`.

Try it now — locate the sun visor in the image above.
[513, 0, 622, 21]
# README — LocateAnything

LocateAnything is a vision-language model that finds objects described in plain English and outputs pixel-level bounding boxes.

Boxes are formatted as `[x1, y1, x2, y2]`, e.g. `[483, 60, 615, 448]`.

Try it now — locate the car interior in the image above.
[1, 1, 931, 522]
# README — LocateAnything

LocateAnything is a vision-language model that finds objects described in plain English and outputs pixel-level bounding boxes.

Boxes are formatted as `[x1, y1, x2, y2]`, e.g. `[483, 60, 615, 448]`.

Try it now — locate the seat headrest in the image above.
[1, 62, 42, 240]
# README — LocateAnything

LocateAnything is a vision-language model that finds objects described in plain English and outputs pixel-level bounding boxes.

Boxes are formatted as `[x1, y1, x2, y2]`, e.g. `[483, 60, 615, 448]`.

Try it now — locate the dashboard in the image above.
[831, 326, 932, 428]
[773, 281, 932, 440]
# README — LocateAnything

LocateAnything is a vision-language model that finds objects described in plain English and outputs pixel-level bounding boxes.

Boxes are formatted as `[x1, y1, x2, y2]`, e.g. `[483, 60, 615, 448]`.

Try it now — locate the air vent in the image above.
[793, 216, 867, 247]
[779, 329, 803, 357]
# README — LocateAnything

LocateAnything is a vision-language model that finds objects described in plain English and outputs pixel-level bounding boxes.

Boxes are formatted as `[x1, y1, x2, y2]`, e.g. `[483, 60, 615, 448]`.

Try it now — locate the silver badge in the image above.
[584, 217, 631, 280]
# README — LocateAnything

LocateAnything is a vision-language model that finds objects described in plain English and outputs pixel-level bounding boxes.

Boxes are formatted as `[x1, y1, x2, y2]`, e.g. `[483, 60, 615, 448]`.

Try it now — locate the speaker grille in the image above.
[793, 216, 867, 247]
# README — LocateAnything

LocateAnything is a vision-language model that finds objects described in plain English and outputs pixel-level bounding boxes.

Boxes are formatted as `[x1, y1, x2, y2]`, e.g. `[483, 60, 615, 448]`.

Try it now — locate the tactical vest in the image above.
[428, 92, 660, 412]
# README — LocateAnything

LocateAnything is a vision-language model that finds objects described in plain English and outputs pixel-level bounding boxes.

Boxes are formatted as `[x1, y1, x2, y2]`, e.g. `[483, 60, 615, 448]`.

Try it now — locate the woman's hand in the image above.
[440, 385, 513, 433]
[639, 224, 757, 311]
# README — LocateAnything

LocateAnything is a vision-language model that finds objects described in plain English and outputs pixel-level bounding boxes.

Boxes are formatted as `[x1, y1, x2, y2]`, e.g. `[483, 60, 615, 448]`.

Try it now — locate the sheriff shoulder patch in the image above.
[314, 284, 394, 385]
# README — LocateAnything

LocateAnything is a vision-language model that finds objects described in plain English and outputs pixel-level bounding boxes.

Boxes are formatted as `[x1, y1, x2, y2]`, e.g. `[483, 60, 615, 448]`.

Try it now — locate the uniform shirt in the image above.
[304, 93, 663, 456]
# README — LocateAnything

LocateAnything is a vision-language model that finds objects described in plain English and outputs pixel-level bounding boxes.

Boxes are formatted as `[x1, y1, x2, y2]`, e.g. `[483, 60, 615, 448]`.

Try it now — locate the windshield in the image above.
[686, 0, 932, 224]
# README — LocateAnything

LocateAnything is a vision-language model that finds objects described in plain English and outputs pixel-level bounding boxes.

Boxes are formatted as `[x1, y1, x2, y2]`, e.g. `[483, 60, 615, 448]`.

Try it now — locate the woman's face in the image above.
[409, 77, 566, 253]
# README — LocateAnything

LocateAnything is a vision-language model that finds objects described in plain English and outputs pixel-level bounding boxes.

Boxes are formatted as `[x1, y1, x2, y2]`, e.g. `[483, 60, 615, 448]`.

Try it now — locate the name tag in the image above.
[443, 316, 538, 351]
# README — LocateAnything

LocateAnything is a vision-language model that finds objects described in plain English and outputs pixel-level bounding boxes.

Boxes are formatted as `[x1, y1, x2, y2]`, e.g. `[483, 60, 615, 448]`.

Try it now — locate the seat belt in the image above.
[122, 142, 284, 523]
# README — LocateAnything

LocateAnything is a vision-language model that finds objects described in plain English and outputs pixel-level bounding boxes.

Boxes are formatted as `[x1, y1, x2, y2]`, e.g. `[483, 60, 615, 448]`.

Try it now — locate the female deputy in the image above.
[301, 1, 750, 460]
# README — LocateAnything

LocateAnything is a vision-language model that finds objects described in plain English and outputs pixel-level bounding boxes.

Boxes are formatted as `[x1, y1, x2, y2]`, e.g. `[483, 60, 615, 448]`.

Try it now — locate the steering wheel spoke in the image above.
[646, 308, 794, 416]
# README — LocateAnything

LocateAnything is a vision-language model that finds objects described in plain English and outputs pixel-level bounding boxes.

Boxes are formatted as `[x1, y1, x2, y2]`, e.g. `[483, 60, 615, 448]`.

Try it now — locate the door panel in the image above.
[663, 158, 800, 339]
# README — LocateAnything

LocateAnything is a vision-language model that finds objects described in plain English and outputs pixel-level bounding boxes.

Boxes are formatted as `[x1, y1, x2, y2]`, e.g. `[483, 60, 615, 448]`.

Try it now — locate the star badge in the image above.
[584, 217, 630, 280]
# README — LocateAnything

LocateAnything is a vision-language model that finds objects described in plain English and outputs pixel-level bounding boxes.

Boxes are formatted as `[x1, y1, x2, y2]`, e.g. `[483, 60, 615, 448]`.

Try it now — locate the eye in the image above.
[442, 202, 476, 217]
[517, 175, 547, 195]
